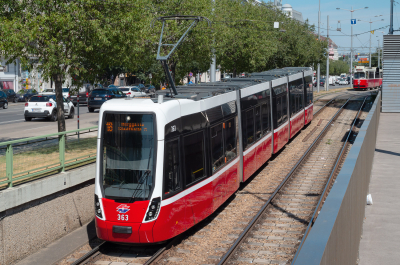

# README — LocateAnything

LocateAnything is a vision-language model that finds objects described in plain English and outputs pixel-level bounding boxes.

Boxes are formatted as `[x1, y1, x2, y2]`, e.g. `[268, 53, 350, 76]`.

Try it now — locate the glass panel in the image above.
[246, 109, 254, 145]
[210, 124, 224, 172]
[255, 106, 262, 139]
[164, 139, 181, 195]
[261, 103, 270, 134]
[282, 94, 287, 124]
[184, 131, 205, 185]
[102, 113, 155, 201]
[224, 118, 236, 162]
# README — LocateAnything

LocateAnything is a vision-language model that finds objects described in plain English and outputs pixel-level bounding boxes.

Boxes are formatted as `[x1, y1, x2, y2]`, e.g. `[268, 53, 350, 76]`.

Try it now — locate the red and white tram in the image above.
[353, 66, 382, 90]
[94, 67, 314, 244]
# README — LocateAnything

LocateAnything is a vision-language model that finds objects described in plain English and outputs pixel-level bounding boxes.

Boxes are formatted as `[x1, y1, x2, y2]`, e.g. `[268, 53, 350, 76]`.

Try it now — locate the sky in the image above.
[265, 0, 399, 55]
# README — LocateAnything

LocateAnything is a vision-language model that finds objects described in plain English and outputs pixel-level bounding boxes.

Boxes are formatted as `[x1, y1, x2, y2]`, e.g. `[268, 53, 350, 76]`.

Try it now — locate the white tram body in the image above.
[94, 67, 314, 244]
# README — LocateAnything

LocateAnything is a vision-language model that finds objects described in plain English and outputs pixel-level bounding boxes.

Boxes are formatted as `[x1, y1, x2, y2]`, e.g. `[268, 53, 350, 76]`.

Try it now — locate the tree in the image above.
[0, 0, 150, 132]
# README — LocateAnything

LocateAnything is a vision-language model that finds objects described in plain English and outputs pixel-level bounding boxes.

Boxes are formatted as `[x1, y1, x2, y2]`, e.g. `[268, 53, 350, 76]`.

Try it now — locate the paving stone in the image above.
[176, 248, 191, 254]
[264, 243, 280, 247]
[253, 258, 271, 264]
[79, 250, 89, 254]
[268, 236, 284, 240]
[208, 255, 221, 260]
[167, 257, 183, 262]
[254, 235, 269, 239]
[270, 260, 286, 264]
[233, 227, 244, 231]
[259, 250, 274, 255]
[280, 244, 296, 248]
[94, 262, 111, 265]
[244, 250, 259, 254]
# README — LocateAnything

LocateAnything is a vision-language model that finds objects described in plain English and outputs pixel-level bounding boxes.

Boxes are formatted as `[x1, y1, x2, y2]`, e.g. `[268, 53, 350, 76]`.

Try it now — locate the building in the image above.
[319, 36, 339, 61]
[0, 58, 20, 92]
[281, 4, 304, 23]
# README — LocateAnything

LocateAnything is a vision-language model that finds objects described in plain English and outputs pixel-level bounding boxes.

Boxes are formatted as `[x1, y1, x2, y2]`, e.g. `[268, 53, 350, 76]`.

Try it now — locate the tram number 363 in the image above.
[117, 214, 129, 221]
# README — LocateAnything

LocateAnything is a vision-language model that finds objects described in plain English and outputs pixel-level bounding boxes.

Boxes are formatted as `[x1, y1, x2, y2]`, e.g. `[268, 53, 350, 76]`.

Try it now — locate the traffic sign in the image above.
[351, 19, 356, 25]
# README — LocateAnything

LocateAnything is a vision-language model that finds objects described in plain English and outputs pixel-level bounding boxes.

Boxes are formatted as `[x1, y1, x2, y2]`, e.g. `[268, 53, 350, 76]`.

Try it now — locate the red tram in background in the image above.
[94, 67, 314, 244]
[353, 66, 382, 90]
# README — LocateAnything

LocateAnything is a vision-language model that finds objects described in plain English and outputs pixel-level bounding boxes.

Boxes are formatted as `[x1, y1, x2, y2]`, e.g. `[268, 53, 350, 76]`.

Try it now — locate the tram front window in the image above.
[101, 113, 155, 201]
[354, 72, 365, 79]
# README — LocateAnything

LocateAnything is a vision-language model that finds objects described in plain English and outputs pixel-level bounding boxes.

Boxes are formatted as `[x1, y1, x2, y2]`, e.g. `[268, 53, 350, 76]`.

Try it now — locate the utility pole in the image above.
[210, 0, 216, 82]
[378, 39, 380, 68]
[350, 7, 353, 89]
[317, 0, 321, 93]
[369, 21, 372, 67]
[326, 15, 329, 91]
[390, 0, 394, 34]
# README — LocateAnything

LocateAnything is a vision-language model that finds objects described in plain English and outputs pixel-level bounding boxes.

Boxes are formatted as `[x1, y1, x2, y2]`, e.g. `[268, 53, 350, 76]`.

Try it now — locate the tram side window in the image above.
[276, 97, 282, 125]
[246, 109, 255, 146]
[210, 124, 224, 172]
[255, 106, 262, 139]
[224, 118, 237, 162]
[281, 94, 288, 124]
[261, 103, 270, 134]
[164, 139, 181, 195]
[304, 76, 313, 106]
[183, 131, 205, 186]
[369, 71, 374, 79]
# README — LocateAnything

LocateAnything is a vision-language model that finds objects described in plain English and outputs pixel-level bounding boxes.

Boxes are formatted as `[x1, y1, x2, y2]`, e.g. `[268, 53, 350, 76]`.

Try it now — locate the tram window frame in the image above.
[224, 117, 237, 163]
[369, 71, 374, 79]
[261, 102, 270, 135]
[183, 130, 206, 187]
[245, 108, 255, 148]
[210, 123, 225, 173]
[255, 106, 262, 140]
[281, 93, 288, 124]
[163, 138, 182, 199]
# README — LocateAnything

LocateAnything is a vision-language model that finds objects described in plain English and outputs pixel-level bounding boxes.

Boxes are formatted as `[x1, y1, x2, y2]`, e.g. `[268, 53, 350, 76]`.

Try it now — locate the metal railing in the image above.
[0, 126, 98, 189]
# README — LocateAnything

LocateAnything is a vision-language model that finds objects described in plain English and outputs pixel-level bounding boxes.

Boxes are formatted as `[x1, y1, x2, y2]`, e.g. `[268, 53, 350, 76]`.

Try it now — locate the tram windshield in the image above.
[354, 72, 365, 79]
[101, 113, 155, 201]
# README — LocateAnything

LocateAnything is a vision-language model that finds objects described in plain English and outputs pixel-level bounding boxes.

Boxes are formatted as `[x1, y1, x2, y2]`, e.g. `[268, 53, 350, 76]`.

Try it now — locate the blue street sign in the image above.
[351, 19, 356, 25]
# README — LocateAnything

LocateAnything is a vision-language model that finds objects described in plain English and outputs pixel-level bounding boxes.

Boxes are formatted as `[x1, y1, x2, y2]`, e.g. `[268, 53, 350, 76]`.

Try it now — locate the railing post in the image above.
[6, 144, 13, 188]
[59, 134, 65, 172]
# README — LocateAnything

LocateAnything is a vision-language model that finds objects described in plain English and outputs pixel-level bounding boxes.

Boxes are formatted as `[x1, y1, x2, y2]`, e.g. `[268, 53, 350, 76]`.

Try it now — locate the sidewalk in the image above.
[358, 113, 400, 264]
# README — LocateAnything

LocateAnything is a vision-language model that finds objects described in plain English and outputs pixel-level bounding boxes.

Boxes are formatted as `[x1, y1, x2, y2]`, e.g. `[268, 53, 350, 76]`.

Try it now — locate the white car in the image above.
[41, 89, 55, 95]
[119, 86, 146, 98]
[62, 87, 70, 99]
[24, 94, 75, 121]
[338, 78, 349, 85]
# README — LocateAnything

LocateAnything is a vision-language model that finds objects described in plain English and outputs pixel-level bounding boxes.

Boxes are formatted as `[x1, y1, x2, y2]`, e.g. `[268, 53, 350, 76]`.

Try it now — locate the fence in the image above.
[0, 126, 98, 189]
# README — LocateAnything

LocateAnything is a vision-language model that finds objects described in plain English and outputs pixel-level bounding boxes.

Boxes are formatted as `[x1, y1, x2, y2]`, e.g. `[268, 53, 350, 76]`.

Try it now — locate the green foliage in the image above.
[320, 59, 350, 76]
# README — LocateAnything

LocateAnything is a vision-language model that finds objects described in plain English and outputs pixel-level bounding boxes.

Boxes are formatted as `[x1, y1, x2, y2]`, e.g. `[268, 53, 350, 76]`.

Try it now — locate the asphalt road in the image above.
[313, 83, 350, 91]
[0, 102, 100, 142]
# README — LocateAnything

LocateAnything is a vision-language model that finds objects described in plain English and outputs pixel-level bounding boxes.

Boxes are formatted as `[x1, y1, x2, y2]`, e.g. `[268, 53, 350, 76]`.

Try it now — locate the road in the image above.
[0, 103, 100, 142]
[313, 83, 350, 91]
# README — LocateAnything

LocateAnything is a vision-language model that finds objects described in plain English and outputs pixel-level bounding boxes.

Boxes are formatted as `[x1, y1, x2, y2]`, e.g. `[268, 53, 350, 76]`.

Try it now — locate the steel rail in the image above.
[144, 235, 182, 265]
[217, 97, 352, 265]
[71, 241, 107, 265]
[291, 96, 368, 265]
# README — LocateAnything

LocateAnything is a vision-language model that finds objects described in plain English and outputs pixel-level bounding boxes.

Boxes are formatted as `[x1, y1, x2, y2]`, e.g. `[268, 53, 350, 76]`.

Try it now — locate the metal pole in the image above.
[378, 40, 380, 68]
[317, 0, 321, 93]
[210, 0, 216, 82]
[77, 94, 80, 141]
[390, 0, 394, 34]
[350, 7, 353, 89]
[326, 15, 329, 91]
[369, 21, 372, 67]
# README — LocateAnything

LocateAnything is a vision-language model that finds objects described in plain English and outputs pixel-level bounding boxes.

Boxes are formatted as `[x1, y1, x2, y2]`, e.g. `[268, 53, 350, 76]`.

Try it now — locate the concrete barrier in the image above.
[0, 165, 95, 265]
[294, 92, 381, 265]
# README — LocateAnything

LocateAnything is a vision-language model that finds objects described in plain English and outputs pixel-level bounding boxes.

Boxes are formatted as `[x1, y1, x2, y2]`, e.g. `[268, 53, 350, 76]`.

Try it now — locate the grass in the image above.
[314, 86, 352, 98]
[0, 136, 97, 188]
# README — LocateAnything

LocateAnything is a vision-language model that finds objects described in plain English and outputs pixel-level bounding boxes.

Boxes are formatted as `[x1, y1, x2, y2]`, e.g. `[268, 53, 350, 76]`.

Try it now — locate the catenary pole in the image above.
[210, 0, 216, 82]
[369, 21, 372, 67]
[390, 0, 394, 34]
[350, 6, 353, 89]
[317, 0, 321, 93]
[326, 15, 329, 91]
[378, 39, 380, 68]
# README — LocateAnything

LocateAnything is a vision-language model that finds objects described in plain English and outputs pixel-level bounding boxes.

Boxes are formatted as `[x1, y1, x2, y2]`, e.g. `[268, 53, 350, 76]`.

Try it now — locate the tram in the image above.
[94, 67, 314, 244]
[353, 66, 382, 90]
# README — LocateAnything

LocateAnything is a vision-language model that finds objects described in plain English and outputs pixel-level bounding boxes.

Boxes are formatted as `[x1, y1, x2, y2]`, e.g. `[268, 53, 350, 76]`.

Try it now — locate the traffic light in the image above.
[355, 55, 358, 59]
[343, 55, 345, 59]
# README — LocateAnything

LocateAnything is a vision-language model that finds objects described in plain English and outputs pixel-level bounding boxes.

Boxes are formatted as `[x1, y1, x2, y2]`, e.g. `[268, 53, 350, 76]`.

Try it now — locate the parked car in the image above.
[338, 78, 348, 85]
[41, 89, 55, 95]
[144, 84, 156, 94]
[1, 89, 18, 103]
[18, 89, 38, 102]
[119, 86, 146, 97]
[136, 83, 147, 93]
[24, 94, 75, 121]
[62, 88, 70, 99]
[320, 79, 325, 86]
[70, 84, 102, 106]
[0, 90, 8, 109]
[87, 88, 126, 112]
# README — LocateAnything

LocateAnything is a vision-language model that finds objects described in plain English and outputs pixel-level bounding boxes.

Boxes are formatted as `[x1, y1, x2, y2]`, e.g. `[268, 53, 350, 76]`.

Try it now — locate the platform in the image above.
[358, 113, 400, 265]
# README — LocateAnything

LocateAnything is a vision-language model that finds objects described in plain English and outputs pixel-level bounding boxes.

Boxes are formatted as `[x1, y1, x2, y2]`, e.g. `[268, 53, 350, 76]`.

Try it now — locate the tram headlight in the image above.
[95, 194, 103, 218]
[145, 197, 161, 221]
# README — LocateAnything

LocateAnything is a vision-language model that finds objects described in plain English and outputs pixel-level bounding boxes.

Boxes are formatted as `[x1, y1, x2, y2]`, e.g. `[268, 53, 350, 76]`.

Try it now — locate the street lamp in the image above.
[357, 18, 384, 67]
[336, 6, 368, 89]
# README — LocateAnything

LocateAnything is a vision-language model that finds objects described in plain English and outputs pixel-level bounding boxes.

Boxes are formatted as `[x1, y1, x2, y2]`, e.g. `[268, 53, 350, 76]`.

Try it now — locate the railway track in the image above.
[216, 96, 369, 265]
